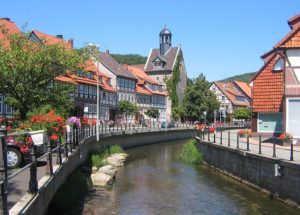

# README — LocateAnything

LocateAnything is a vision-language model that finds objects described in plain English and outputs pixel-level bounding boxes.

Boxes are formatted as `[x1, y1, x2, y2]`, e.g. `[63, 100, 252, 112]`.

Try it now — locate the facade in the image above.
[251, 14, 300, 139]
[210, 81, 250, 115]
[144, 26, 187, 121]
[96, 51, 137, 123]
[0, 18, 20, 117]
[125, 65, 167, 123]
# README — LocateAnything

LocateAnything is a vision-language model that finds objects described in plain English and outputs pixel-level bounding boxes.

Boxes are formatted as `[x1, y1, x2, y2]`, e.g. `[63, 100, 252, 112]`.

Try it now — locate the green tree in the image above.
[0, 31, 88, 120]
[111, 54, 147, 65]
[172, 106, 184, 121]
[118, 100, 138, 124]
[233, 107, 251, 120]
[145, 107, 160, 127]
[182, 74, 219, 122]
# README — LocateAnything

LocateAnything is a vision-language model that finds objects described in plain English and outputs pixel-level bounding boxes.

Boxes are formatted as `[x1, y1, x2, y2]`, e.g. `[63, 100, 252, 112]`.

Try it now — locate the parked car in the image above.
[6, 131, 46, 168]
[161, 121, 175, 128]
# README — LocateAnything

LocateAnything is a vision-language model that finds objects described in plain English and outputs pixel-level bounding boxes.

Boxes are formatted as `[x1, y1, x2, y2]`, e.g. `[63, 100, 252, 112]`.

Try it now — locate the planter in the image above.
[29, 130, 49, 146]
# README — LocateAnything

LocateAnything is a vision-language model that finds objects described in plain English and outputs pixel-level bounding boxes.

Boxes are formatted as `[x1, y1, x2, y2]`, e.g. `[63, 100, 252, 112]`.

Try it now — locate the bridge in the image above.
[0, 124, 196, 215]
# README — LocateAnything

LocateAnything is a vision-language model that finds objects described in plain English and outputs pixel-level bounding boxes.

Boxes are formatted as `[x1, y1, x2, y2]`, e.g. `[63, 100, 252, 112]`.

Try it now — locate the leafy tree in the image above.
[219, 72, 256, 83]
[233, 107, 251, 120]
[144, 107, 160, 119]
[0, 31, 88, 120]
[182, 74, 219, 123]
[118, 100, 137, 124]
[172, 106, 184, 121]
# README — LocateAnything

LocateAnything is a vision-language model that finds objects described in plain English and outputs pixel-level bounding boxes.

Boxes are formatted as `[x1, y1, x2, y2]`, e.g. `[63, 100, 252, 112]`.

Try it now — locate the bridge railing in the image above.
[0, 123, 193, 214]
[197, 129, 299, 163]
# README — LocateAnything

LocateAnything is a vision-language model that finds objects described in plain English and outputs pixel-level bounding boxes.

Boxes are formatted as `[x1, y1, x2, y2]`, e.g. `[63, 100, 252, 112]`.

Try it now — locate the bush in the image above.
[180, 139, 203, 164]
[91, 145, 124, 168]
[109, 144, 124, 154]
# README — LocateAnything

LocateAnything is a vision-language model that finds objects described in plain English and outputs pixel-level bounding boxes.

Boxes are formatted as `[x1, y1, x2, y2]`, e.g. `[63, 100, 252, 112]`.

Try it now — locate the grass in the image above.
[90, 145, 125, 168]
[180, 139, 203, 164]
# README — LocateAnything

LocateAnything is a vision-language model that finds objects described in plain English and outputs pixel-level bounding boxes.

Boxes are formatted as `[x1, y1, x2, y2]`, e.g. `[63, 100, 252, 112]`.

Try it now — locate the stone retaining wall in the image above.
[196, 138, 300, 207]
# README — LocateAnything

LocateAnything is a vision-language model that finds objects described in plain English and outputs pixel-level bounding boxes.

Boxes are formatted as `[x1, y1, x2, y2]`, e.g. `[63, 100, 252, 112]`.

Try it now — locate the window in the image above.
[99, 76, 103, 83]
[222, 96, 225, 101]
[273, 58, 284, 71]
[107, 78, 111, 86]
[154, 61, 162, 67]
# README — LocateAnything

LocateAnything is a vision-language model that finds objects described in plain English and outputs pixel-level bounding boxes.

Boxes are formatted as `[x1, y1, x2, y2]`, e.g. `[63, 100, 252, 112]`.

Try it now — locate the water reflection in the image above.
[80, 140, 300, 215]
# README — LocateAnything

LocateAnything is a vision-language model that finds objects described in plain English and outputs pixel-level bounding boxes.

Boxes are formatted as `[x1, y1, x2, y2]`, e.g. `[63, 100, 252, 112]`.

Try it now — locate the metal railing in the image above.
[0, 123, 193, 214]
[197, 129, 299, 163]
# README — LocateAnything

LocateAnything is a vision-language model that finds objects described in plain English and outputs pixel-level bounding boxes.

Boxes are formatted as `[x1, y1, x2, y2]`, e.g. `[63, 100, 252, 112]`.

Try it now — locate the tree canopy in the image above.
[0, 31, 88, 119]
[117, 100, 137, 116]
[111, 54, 147, 65]
[182, 74, 219, 122]
[145, 107, 160, 119]
[233, 107, 251, 120]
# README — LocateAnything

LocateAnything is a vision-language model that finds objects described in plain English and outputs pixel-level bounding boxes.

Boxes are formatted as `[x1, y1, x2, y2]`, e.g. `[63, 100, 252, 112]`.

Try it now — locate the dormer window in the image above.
[107, 78, 111, 86]
[154, 61, 162, 67]
[98, 76, 102, 83]
[273, 58, 284, 71]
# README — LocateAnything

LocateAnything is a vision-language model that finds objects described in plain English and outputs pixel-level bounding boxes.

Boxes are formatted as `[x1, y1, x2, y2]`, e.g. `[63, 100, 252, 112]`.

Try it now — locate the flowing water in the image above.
[73, 140, 300, 215]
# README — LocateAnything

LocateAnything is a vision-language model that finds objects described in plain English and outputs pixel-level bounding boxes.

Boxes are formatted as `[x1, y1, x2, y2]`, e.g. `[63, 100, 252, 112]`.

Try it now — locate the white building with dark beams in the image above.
[96, 51, 138, 123]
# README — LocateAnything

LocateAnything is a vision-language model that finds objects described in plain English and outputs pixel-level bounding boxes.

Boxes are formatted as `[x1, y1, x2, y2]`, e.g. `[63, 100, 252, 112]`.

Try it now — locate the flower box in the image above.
[29, 130, 49, 146]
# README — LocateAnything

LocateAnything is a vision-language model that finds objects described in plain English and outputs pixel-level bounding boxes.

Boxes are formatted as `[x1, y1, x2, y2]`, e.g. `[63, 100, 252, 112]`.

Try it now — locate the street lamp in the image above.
[88, 43, 100, 141]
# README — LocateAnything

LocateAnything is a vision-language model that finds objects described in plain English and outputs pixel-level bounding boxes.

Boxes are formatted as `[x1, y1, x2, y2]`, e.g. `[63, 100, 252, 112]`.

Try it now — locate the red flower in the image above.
[50, 134, 59, 141]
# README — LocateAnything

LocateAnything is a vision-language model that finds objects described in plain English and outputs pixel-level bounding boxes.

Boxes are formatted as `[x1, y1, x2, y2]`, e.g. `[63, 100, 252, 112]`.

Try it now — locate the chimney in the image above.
[106, 49, 109, 54]
[56, 34, 63, 39]
[68, 38, 74, 49]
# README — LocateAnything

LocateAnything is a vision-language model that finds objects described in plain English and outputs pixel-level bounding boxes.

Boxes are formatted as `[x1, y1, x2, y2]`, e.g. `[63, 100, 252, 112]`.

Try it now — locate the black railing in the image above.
[198, 130, 298, 163]
[0, 123, 193, 214]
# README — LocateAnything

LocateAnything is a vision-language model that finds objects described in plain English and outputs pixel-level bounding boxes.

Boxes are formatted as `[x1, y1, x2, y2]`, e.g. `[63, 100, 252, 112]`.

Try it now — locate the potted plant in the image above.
[279, 132, 293, 145]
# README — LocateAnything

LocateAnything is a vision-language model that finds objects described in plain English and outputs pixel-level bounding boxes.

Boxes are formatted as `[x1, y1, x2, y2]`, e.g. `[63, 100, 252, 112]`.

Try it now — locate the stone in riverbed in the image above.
[106, 153, 128, 167]
[92, 166, 98, 172]
[90, 172, 112, 186]
[98, 165, 117, 177]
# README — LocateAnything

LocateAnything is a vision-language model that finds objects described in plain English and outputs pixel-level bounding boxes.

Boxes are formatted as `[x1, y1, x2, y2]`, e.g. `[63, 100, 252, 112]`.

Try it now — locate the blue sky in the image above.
[1, 0, 299, 81]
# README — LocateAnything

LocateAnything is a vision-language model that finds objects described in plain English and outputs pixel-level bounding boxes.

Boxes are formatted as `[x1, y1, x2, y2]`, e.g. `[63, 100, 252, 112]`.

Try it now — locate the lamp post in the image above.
[203, 111, 207, 125]
[88, 43, 100, 141]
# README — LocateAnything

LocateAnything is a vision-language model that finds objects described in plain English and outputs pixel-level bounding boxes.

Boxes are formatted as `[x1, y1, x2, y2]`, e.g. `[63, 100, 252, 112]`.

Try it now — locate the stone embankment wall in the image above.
[196, 138, 300, 207]
[14, 129, 195, 215]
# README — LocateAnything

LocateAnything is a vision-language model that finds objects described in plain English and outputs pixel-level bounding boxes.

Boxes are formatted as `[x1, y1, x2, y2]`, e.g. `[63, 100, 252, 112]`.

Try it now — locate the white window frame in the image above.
[286, 97, 300, 138]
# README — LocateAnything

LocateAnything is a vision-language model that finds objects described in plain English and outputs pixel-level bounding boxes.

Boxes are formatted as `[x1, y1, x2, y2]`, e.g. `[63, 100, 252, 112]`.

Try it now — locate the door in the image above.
[258, 113, 282, 132]
[287, 99, 300, 138]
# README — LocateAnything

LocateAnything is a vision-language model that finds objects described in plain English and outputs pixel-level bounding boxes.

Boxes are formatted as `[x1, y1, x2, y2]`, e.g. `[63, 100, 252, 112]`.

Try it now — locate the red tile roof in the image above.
[252, 54, 284, 112]
[0, 18, 21, 48]
[55, 75, 77, 84]
[125, 64, 158, 84]
[31, 30, 73, 49]
[233, 80, 252, 98]
[136, 85, 152, 95]
[214, 82, 250, 107]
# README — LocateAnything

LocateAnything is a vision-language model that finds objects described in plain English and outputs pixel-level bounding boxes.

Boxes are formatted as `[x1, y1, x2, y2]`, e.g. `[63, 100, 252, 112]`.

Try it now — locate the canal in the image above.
[59, 139, 300, 215]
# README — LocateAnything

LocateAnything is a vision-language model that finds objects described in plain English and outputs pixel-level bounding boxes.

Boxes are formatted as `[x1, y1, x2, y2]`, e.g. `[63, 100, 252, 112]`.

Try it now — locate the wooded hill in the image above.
[111, 54, 147, 65]
[219, 72, 256, 83]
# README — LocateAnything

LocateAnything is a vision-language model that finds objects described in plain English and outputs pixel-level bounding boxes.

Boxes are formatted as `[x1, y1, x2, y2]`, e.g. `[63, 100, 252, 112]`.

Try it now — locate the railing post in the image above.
[290, 140, 294, 161]
[208, 130, 210, 142]
[102, 124, 104, 134]
[237, 133, 239, 149]
[258, 135, 262, 154]
[0, 126, 8, 215]
[246, 134, 250, 151]
[29, 145, 38, 194]
[46, 142, 53, 176]
[64, 132, 68, 158]
[57, 137, 62, 165]
[75, 128, 79, 146]
[228, 131, 230, 147]
[220, 129, 223, 145]
[273, 138, 276, 157]
[117, 123, 119, 131]
[213, 132, 216, 143]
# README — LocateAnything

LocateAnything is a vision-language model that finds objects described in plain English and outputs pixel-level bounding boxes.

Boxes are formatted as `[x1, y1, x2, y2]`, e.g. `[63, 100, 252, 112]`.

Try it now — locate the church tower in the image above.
[159, 26, 172, 56]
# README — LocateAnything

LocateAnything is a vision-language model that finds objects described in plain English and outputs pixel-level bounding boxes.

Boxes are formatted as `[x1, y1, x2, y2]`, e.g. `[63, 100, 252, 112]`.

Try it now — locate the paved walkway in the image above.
[201, 130, 300, 163]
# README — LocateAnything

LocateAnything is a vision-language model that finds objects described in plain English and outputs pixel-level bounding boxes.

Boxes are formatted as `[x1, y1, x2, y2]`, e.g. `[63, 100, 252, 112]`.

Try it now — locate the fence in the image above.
[0, 123, 193, 214]
[197, 129, 299, 163]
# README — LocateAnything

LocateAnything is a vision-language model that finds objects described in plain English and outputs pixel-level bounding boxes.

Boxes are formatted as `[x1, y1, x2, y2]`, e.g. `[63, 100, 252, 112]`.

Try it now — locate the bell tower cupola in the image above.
[159, 25, 172, 56]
